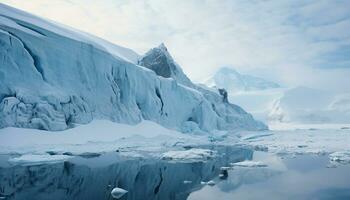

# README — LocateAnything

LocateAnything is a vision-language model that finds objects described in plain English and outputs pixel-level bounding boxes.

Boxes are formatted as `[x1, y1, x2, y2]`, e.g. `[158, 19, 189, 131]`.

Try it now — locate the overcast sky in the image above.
[2, 0, 350, 92]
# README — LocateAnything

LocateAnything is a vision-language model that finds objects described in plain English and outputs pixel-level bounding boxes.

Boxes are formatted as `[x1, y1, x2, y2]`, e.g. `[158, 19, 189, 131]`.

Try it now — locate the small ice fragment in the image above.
[326, 164, 337, 168]
[207, 180, 215, 186]
[111, 187, 128, 199]
[161, 149, 215, 161]
[220, 166, 230, 170]
[329, 151, 350, 164]
[183, 180, 192, 184]
[200, 181, 207, 185]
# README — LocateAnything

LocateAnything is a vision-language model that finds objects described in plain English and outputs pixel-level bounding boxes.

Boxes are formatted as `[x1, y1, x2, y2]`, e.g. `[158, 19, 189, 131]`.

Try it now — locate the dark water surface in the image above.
[1, 147, 349, 200]
[0, 146, 252, 200]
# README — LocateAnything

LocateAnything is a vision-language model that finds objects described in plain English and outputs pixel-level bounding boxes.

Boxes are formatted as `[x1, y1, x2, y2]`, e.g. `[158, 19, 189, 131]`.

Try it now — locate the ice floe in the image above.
[111, 187, 128, 199]
[161, 149, 215, 161]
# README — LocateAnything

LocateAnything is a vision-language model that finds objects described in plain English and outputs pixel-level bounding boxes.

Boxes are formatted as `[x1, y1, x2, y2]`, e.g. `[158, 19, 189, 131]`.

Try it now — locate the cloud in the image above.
[1, 0, 350, 92]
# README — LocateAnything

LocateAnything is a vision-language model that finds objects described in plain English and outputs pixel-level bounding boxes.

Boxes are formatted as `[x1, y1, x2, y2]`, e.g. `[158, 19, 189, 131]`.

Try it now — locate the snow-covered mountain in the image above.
[204, 66, 350, 126]
[268, 87, 350, 124]
[0, 3, 266, 132]
[205, 67, 280, 93]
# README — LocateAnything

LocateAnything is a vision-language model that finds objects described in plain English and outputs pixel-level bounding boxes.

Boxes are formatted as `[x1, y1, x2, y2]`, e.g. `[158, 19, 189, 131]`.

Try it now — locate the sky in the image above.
[2, 0, 350, 92]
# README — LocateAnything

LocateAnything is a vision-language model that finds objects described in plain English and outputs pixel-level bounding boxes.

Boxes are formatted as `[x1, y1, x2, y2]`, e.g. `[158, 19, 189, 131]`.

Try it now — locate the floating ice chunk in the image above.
[230, 160, 267, 168]
[161, 149, 215, 161]
[183, 180, 192, 184]
[111, 187, 128, 199]
[207, 180, 215, 186]
[220, 166, 231, 170]
[9, 154, 72, 164]
[329, 151, 350, 164]
[200, 180, 215, 186]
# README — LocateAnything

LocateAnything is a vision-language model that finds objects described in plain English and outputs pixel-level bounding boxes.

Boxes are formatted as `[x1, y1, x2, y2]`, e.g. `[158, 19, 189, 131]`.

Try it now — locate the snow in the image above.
[8, 154, 72, 164]
[0, 120, 200, 155]
[161, 149, 215, 161]
[0, 3, 265, 133]
[268, 87, 350, 124]
[230, 160, 267, 168]
[204, 68, 350, 125]
[206, 180, 216, 186]
[204, 67, 280, 93]
[0, 3, 140, 63]
[0, 120, 182, 147]
[268, 122, 350, 131]
[329, 151, 350, 164]
[239, 128, 350, 165]
[111, 187, 128, 199]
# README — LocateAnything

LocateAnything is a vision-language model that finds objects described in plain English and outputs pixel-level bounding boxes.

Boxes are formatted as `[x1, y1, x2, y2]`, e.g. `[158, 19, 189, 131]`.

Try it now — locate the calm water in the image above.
[189, 152, 350, 200]
[0, 147, 349, 200]
[0, 146, 251, 200]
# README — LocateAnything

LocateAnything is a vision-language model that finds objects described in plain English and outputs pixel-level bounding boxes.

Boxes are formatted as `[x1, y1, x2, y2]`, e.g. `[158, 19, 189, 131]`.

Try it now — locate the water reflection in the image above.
[188, 154, 350, 200]
[0, 146, 252, 200]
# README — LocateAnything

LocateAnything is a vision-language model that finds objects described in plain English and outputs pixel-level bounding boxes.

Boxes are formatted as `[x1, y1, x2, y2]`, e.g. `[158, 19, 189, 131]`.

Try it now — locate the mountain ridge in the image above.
[205, 67, 280, 93]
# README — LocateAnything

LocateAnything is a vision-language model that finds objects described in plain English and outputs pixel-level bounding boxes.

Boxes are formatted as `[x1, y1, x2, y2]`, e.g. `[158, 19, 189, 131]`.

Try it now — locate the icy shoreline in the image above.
[238, 126, 350, 165]
[1, 120, 349, 165]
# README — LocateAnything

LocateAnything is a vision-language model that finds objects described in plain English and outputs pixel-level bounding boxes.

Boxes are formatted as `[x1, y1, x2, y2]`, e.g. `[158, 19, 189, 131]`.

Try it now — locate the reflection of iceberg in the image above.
[217, 168, 282, 193]
[0, 146, 252, 200]
[216, 152, 286, 192]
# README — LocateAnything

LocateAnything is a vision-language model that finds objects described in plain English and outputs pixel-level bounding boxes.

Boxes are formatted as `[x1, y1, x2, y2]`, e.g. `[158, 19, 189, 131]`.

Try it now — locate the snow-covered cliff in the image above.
[0, 3, 266, 132]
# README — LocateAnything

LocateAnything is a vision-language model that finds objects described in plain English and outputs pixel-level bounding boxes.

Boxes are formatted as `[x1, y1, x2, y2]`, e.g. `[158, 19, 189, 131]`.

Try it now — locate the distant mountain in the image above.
[205, 67, 280, 93]
[268, 87, 350, 124]
[0, 3, 266, 132]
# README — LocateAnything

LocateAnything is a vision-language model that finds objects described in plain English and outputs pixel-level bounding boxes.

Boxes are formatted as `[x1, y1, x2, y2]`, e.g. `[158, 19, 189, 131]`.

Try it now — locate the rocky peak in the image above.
[138, 43, 192, 86]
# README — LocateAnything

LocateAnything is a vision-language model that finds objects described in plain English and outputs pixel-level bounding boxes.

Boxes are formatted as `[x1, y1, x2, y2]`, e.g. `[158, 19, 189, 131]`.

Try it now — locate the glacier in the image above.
[0, 3, 266, 132]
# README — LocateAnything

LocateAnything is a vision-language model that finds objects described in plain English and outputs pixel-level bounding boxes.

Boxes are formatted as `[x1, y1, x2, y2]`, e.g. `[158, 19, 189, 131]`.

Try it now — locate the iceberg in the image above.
[0, 3, 266, 133]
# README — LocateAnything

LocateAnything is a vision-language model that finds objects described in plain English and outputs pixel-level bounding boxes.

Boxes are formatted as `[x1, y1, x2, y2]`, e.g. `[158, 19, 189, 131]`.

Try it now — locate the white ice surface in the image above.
[111, 187, 128, 199]
[239, 128, 350, 164]
[329, 151, 350, 164]
[204, 67, 280, 93]
[8, 154, 72, 164]
[230, 160, 267, 168]
[0, 120, 206, 157]
[161, 149, 215, 161]
[0, 3, 140, 63]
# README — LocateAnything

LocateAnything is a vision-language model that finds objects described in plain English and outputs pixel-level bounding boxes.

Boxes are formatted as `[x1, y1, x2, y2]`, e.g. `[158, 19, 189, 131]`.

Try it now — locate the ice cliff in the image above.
[0, 3, 266, 132]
